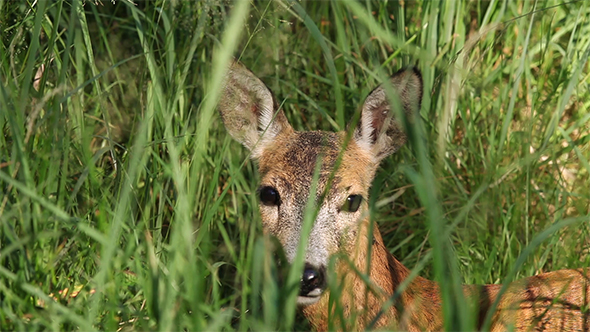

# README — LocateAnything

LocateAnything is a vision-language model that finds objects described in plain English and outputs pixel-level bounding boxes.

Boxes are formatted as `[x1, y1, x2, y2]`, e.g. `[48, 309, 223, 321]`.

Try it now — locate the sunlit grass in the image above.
[0, 0, 589, 330]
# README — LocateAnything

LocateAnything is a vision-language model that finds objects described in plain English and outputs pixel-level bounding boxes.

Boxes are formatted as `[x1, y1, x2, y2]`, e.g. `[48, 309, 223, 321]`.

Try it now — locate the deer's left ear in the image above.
[352, 68, 423, 162]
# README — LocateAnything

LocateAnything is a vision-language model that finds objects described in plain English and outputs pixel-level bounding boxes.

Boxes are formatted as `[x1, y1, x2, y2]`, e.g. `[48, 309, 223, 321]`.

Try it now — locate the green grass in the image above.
[1, 0, 589, 330]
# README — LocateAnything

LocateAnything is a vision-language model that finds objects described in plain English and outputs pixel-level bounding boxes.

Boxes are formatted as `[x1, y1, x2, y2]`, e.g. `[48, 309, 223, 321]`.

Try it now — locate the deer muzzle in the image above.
[297, 263, 326, 305]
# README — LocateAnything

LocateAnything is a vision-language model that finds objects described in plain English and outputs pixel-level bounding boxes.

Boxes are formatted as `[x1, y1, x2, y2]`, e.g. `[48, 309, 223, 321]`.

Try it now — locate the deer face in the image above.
[255, 129, 376, 305]
[218, 61, 422, 305]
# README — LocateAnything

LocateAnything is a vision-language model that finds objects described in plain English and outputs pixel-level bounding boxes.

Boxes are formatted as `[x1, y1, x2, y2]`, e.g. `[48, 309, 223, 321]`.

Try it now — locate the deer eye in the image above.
[259, 186, 280, 206]
[342, 195, 363, 213]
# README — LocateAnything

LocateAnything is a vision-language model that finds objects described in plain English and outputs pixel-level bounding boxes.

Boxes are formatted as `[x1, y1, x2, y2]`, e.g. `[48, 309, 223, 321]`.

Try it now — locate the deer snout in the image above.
[299, 263, 326, 299]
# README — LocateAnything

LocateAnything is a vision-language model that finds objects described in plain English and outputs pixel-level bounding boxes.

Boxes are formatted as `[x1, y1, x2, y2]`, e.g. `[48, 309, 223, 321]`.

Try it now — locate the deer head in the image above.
[218, 61, 422, 306]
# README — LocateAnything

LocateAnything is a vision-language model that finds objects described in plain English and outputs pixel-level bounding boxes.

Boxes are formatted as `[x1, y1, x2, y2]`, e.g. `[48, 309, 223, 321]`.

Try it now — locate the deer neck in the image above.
[302, 220, 444, 331]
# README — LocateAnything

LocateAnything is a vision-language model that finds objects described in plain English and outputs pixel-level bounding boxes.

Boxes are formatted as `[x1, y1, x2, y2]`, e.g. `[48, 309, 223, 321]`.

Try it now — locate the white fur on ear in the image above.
[353, 68, 423, 162]
[219, 61, 292, 158]
[355, 109, 379, 154]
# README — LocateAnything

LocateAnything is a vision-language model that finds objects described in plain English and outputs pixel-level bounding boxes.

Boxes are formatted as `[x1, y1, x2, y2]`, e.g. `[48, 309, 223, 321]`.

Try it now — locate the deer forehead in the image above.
[257, 130, 375, 200]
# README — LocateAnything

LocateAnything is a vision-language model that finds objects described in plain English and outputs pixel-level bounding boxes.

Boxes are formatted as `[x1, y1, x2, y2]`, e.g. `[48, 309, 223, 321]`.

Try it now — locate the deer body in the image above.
[219, 61, 590, 331]
[304, 221, 589, 331]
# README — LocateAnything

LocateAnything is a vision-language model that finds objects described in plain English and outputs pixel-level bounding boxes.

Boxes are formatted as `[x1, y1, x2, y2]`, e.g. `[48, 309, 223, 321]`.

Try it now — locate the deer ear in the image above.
[353, 68, 423, 162]
[219, 61, 292, 158]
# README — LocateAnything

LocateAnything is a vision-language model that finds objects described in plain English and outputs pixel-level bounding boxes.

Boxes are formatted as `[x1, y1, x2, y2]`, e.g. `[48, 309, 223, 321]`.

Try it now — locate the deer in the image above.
[218, 60, 590, 331]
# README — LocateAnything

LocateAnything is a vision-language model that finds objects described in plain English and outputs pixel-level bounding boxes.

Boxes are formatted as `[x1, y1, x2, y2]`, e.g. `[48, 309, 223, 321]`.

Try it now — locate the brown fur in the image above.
[218, 60, 590, 331]
[303, 220, 590, 331]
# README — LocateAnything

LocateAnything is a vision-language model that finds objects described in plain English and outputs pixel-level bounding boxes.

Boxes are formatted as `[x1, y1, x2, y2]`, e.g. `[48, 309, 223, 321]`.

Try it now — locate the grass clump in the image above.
[1, 0, 589, 330]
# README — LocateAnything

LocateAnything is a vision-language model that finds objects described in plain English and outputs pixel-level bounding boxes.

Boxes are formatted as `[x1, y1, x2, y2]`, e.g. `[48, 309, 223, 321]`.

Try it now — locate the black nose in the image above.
[299, 263, 326, 297]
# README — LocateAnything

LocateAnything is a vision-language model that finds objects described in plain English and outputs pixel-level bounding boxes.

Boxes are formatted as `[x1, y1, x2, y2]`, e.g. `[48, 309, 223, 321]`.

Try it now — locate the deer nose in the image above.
[299, 263, 326, 297]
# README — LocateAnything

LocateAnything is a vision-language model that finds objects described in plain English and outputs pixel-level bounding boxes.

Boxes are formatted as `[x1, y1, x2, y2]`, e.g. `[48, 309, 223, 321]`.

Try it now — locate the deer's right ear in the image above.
[219, 61, 292, 159]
